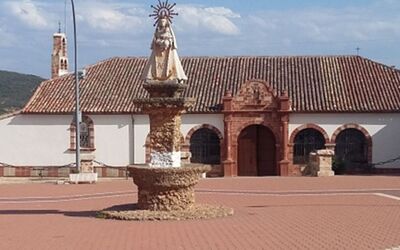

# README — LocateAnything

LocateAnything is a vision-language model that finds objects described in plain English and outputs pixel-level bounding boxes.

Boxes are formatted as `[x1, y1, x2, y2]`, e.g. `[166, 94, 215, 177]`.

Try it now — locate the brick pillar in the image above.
[279, 91, 291, 176]
[223, 117, 235, 177]
[279, 129, 289, 176]
[222, 90, 235, 177]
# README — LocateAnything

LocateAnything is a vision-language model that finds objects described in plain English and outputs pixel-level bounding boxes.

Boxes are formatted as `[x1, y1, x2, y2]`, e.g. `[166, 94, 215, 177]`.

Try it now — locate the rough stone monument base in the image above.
[97, 204, 234, 221]
[97, 164, 234, 221]
[129, 164, 209, 211]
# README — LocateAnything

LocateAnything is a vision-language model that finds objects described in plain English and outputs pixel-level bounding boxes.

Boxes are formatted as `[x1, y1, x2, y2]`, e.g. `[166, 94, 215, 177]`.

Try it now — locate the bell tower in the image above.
[51, 26, 68, 78]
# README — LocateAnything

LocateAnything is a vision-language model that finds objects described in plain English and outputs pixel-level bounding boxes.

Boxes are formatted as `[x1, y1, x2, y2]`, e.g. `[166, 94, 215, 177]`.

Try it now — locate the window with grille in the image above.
[335, 129, 368, 167]
[70, 115, 94, 151]
[293, 128, 325, 164]
[79, 121, 90, 148]
[190, 128, 221, 164]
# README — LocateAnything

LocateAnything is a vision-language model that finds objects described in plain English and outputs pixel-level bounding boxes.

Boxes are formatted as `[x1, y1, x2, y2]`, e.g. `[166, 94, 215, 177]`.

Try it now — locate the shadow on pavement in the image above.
[0, 209, 97, 218]
[102, 203, 139, 211]
[0, 203, 140, 218]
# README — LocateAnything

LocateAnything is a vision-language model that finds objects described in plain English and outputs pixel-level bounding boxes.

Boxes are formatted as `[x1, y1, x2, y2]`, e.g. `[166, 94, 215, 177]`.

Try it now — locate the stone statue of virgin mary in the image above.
[141, 15, 187, 82]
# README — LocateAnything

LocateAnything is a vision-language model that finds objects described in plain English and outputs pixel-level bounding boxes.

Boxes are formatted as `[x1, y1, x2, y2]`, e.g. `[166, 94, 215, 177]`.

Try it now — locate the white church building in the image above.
[1, 31, 400, 177]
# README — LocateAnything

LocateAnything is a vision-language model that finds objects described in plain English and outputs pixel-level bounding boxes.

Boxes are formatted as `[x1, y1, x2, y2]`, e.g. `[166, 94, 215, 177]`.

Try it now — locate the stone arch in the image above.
[289, 124, 330, 145]
[185, 124, 224, 166]
[236, 121, 280, 145]
[185, 124, 223, 144]
[145, 132, 185, 164]
[331, 124, 373, 164]
[331, 124, 372, 145]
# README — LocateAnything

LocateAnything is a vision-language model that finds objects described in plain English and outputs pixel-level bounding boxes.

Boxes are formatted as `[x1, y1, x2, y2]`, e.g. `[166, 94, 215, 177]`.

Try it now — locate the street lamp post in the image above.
[71, 0, 80, 173]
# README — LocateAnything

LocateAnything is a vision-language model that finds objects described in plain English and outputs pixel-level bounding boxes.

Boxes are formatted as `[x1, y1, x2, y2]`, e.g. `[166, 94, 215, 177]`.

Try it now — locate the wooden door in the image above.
[238, 126, 258, 176]
[238, 125, 276, 176]
[257, 127, 276, 176]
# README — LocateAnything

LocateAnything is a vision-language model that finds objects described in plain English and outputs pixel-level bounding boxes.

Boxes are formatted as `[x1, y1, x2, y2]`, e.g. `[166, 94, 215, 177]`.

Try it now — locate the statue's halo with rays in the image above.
[149, 0, 178, 26]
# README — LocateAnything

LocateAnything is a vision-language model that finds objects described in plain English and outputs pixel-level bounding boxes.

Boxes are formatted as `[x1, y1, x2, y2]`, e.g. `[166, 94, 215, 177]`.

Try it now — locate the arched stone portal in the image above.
[222, 79, 291, 177]
[238, 125, 277, 176]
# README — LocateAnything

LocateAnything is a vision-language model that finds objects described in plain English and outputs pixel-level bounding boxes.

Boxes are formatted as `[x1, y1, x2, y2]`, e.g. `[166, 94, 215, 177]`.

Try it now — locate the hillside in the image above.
[0, 70, 44, 114]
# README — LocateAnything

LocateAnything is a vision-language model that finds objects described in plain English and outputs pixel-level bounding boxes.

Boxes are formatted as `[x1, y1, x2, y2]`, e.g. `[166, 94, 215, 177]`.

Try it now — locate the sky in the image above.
[0, 0, 399, 78]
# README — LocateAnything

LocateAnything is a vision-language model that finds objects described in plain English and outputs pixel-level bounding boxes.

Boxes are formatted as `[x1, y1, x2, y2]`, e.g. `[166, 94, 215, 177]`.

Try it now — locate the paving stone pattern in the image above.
[0, 176, 399, 250]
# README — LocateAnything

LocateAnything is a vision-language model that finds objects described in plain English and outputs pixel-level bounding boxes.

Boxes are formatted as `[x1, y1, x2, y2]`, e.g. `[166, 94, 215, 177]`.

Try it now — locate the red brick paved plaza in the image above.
[1, 176, 400, 250]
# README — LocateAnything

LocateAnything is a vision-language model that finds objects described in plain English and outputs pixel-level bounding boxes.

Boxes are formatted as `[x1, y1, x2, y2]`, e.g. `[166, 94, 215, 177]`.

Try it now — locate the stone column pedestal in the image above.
[309, 149, 335, 177]
[80, 153, 95, 173]
[69, 153, 98, 184]
[135, 80, 194, 168]
[223, 159, 235, 177]
[279, 160, 290, 176]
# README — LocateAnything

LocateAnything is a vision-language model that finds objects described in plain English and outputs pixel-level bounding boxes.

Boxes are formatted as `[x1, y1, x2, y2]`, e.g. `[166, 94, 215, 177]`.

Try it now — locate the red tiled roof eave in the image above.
[22, 56, 400, 114]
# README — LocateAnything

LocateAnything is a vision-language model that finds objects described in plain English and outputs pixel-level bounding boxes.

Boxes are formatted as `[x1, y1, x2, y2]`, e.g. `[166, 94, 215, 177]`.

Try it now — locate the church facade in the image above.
[1, 32, 400, 177]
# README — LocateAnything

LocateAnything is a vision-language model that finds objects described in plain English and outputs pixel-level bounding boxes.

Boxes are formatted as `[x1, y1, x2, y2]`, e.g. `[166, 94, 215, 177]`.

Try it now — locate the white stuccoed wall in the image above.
[1, 112, 398, 168]
[0, 114, 74, 166]
[289, 113, 400, 168]
[132, 115, 150, 164]
[0, 114, 134, 166]
[0, 113, 224, 167]
[90, 115, 133, 166]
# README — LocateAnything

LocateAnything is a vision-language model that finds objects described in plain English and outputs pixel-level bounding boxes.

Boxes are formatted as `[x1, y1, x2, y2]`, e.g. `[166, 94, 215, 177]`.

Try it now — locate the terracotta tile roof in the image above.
[23, 56, 400, 114]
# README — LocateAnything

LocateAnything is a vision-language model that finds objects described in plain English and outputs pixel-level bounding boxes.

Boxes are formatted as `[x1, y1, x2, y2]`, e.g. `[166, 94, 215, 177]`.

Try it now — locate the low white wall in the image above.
[289, 113, 400, 168]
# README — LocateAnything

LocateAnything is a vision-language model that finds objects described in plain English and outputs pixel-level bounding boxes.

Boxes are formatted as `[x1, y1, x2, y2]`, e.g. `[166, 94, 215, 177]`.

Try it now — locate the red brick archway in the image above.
[222, 79, 291, 177]
[331, 124, 373, 164]
[289, 124, 330, 144]
[185, 124, 223, 144]
[288, 124, 330, 176]
[185, 123, 224, 161]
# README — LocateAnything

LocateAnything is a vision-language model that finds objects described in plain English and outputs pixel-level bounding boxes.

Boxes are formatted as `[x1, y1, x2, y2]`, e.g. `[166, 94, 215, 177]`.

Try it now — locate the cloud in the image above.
[177, 6, 240, 35]
[6, 0, 49, 29]
[0, 0, 399, 77]
[254, 3, 400, 42]
[77, 3, 145, 33]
